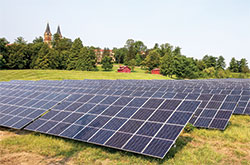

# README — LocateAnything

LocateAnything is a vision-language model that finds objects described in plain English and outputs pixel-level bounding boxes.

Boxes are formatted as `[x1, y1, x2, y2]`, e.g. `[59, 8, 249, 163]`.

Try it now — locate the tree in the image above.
[14, 37, 27, 44]
[160, 51, 175, 77]
[33, 36, 43, 43]
[101, 56, 113, 71]
[124, 39, 136, 64]
[216, 56, 226, 70]
[196, 60, 206, 71]
[229, 57, 239, 72]
[76, 47, 97, 71]
[128, 59, 136, 71]
[52, 34, 72, 52]
[203, 67, 216, 77]
[34, 44, 59, 69]
[67, 38, 83, 70]
[0, 55, 6, 69]
[144, 50, 160, 71]
[113, 47, 127, 64]
[6, 43, 31, 69]
[0, 38, 9, 68]
[102, 48, 111, 58]
[202, 55, 217, 68]
[238, 58, 249, 73]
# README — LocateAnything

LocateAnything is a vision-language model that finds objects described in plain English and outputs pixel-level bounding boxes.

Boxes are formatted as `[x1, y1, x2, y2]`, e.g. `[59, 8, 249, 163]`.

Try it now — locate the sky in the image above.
[1, 0, 250, 66]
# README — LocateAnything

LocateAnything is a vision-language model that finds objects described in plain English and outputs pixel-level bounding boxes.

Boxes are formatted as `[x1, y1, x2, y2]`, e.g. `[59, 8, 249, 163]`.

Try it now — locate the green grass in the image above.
[0, 69, 249, 164]
[1, 116, 249, 164]
[0, 66, 171, 81]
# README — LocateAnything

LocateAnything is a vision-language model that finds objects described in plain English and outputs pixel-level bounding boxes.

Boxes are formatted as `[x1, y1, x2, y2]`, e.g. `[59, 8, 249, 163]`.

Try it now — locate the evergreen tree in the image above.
[101, 56, 113, 71]
[67, 38, 83, 70]
[0, 55, 6, 69]
[76, 47, 97, 71]
[238, 58, 249, 73]
[34, 44, 59, 69]
[6, 43, 31, 69]
[216, 56, 226, 70]
[202, 55, 217, 68]
[229, 57, 239, 72]
[160, 51, 175, 77]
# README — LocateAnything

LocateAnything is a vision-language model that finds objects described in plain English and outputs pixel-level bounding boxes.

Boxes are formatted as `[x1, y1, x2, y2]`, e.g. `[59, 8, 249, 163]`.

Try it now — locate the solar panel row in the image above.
[0, 79, 249, 158]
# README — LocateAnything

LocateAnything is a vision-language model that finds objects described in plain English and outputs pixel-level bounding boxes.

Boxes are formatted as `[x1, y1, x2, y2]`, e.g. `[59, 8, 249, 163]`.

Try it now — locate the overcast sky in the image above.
[1, 0, 250, 66]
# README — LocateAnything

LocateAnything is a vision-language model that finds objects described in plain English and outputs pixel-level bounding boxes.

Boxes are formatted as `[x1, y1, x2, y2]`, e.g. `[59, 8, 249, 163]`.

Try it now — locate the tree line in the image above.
[0, 36, 249, 79]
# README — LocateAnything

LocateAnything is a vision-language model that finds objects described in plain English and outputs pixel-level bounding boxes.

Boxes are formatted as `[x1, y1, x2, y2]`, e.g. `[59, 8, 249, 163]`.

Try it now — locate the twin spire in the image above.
[44, 22, 62, 37]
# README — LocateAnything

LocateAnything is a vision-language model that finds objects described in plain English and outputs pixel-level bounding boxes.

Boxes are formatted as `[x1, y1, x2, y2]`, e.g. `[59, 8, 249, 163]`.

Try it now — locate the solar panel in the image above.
[25, 93, 200, 158]
[0, 78, 249, 158]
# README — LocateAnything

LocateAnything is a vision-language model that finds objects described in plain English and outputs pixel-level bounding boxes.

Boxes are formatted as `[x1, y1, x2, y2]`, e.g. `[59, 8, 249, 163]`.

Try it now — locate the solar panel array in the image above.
[0, 79, 249, 158]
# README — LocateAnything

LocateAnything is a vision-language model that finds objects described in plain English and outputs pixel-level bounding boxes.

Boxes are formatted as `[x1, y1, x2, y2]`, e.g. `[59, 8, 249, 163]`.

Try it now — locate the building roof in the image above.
[57, 25, 62, 36]
[45, 23, 51, 35]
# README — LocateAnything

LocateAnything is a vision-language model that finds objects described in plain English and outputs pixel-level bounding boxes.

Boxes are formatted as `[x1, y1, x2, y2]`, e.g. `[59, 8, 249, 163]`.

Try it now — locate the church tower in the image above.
[56, 25, 62, 38]
[44, 23, 52, 45]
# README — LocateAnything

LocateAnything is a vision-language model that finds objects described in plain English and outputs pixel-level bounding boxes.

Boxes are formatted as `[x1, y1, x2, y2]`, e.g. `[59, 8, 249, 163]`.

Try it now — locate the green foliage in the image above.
[124, 39, 146, 65]
[196, 60, 206, 71]
[229, 57, 239, 72]
[144, 50, 160, 71]
[128, 59, 136, 71]
[113, 47, 127, 64]
[0, 54, 6, 69]
[202, 55, 217, 68]
[14, 36, 27, 44]
[203, 67, 216, 77]
[67, 38, 84, 70]
[184, 123, 195, 133]
[101, 56, 113, 71]
[34, 44, 59, 69]
[238, 58, 249, 73]
[76, 47, 97, 71]
[33, 36, 43, 43]
[102, 48, 110, 58]
[215, 68, 230, 78]
[6, 43, 31, 69]
[160, 51, 175, 77]
[216, 56, 226, 70]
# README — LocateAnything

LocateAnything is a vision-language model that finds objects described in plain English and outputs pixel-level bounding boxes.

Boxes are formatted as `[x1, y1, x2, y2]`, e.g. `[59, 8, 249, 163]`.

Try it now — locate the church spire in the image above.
[44, 22, 52, 46]
[56, 25, 62, 38]
[45, 23, 51, 35]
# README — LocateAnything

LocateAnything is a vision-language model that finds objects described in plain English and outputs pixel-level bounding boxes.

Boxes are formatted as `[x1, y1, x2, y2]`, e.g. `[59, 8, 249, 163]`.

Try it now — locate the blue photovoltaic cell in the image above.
[136, 122, 162, 137]
[156, 124, 183, 140]
[159, 100, 181, 110]
[106, 132, 132, 148]
[116, 107, 138, 118]
[103, 118, 127, 130]
[143, 99, 164, 109]
[148, 110, 172, 123]
[0, 79, 247, 159]
[89, 130, 115, 144]
[123, 135, 151, 152]
[74, 127, 98, 141]
[119, 120, 144, 133]
[143, 139, 173, 158]
[131, 108, 154, 120]
[60, 124, 84, 138]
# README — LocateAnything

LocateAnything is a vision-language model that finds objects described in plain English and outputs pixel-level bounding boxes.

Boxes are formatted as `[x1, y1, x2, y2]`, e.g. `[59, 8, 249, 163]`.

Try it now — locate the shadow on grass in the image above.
[1, 127, 193, 163]
[38, 133, 193, 163]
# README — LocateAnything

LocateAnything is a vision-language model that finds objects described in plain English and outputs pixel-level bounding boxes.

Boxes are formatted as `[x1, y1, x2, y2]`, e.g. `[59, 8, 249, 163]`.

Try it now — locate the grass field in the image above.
[0, 66, 170, 81]
[0, 69, 249, 165]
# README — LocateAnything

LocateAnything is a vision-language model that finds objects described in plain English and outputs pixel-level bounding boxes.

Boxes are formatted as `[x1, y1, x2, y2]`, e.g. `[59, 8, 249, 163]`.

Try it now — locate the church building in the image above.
[44, 23, 62, 46]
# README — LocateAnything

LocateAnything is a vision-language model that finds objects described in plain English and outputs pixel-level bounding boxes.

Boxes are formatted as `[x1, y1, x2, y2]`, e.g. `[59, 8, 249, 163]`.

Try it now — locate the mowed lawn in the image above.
[0, 66, 170, 81]
[0, 69, 250, 165]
